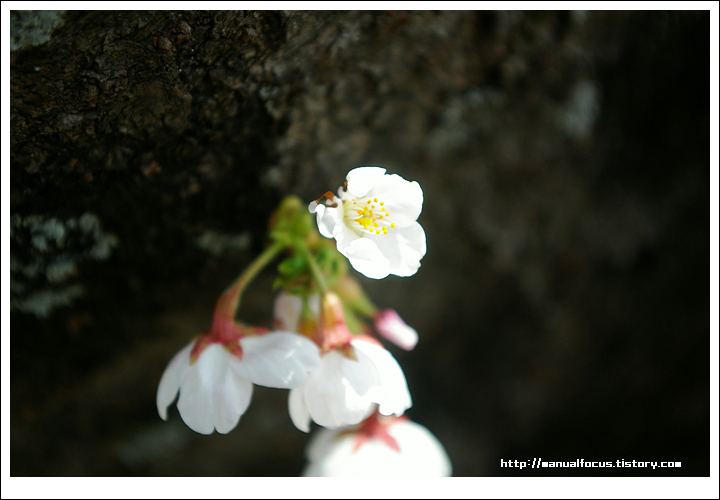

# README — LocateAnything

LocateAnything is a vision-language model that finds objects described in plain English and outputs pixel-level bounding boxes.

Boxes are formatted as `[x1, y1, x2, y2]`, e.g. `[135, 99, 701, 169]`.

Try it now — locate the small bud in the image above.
[374, 309, 418, 351]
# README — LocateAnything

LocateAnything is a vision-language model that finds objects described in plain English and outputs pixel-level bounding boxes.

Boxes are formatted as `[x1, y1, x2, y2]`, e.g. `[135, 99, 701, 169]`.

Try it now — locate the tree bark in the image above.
[10, 10, 710, 477]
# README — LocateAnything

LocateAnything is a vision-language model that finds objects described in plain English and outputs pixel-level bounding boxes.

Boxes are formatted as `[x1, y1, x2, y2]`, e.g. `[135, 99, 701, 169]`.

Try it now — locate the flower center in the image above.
[345, 197, 396, 236]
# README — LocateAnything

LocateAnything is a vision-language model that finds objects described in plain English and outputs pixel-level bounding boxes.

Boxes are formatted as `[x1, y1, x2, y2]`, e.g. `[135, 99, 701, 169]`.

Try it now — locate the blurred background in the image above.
[9, 10, 710, 476]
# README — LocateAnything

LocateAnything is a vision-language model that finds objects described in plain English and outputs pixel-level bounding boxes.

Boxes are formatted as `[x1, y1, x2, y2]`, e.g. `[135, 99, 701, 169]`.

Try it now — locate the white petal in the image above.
[302, 420, 452, 477]
[333, 219, 365, 254]
[344, 167, 387, 198]
[352, 340, 412, 416]
[288, 386, 311, 432]
[315, 202, 342, 239]
[304, 424, 343, 463]
[305, 294, 321, 316]
[232, 332, 320, 389]
[370, 221, 426, 277]
[273, 294, 321, 332]
[389, 420, 453, 476]
[303, 351, 381, 429]
[176, 344, 253, 434]
[341, 236, 391, 280]
[366, 175, 423, 227]
[273, 293, 303, 331]
[156, 341, 194, 420]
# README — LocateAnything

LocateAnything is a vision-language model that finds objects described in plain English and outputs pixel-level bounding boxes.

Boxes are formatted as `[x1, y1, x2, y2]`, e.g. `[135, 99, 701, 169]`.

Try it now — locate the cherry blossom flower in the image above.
[287, 293, 412, 432]
[302, 410, 452, 476]
[374, 308, 419, 350]
[273, 292, 321, 339]
[309, 167, 426, 279]
[156, 316, 320, 435]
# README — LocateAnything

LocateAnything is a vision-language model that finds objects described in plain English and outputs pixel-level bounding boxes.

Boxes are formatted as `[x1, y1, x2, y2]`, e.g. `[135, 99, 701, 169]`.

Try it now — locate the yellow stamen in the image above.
[349, 196, 396, 236]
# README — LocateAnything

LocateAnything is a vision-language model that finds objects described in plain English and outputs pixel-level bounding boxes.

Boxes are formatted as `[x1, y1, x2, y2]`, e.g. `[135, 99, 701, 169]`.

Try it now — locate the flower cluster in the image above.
[156, 167, 449, 476]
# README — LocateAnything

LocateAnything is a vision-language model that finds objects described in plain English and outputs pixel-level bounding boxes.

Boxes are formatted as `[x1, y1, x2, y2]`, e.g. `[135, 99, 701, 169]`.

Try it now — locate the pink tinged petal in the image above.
[370, 221, 426, 277]
[341, 236, 391, 280]
[302, 351, 381, 429]
[156, 341, 194, 420]
[176, 344, 253, 435]
[366, 174, 423, 227]
[344, 167, 387, 198]
[351, 340, 412, 417]
[289, 386, 312, 432]
[375, 309, 419, 351]
[232, 332, 320, 389]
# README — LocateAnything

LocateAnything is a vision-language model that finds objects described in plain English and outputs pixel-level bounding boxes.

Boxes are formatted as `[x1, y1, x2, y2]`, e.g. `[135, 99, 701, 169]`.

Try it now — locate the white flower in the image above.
[157, 327, 320, 435]
[374, 308, 419, 351]
[273, 292, 320, 335]
[309, 167, 426, 279]
[288, 337, 412, 432]
[302, 412, 452, 477]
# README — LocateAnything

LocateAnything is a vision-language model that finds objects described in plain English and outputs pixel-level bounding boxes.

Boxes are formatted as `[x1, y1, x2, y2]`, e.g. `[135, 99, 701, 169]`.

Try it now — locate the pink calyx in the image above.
[190, 315, 269, 364]
[338, 410, 408, 453]
[320, 292, 356, 360]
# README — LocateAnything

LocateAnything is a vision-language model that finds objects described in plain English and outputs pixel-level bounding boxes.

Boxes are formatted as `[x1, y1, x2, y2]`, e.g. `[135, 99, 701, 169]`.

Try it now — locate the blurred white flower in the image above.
[287, 293, 412, 432]
[302, 411, 452, 477]
[309, 167, 426, 279]
[374, 308, 419, 350]
[156, 320, 320, 435]
[273, 292, 321, 340]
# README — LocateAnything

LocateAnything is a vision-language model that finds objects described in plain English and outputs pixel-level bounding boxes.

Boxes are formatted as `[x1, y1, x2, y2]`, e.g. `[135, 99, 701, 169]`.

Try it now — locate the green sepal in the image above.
[268, 195, 314, 244]
[273, 253, 313, 295]
[313, 241, 347, 290]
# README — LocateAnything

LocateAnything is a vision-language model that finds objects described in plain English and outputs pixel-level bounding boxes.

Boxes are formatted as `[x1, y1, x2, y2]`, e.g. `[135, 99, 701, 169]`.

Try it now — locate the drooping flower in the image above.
[156, 315, 320, 435]
[287, 292, 412, 432]
[273, 292, 321, 341]
[309, 167, 426, 279]
[374, 308, 419, 351]
[302, 410, 453, 477]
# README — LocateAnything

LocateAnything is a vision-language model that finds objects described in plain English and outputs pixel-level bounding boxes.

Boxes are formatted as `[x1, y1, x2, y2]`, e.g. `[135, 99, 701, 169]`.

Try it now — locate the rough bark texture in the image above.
[10, 11, 709, 476]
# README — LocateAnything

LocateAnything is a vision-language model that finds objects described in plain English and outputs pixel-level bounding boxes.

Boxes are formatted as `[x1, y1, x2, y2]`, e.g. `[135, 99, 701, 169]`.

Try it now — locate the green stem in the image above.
[214, 241, 286, 320]
[296, 239, 329, 294]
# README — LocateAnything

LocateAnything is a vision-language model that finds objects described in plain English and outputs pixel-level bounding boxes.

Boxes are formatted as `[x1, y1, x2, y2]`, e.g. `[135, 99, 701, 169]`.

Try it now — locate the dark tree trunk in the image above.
[10, 11, 710, 477]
